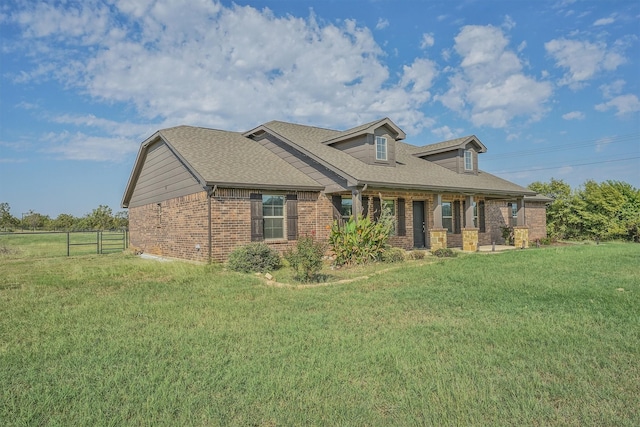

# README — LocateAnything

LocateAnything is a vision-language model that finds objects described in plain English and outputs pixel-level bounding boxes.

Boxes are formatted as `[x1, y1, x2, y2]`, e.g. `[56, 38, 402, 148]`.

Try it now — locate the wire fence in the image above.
[0, 230, 128, 259]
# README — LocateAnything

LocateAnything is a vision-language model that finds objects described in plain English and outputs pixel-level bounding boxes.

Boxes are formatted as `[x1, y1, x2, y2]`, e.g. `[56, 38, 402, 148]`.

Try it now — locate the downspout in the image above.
[207, 185, 217, 264]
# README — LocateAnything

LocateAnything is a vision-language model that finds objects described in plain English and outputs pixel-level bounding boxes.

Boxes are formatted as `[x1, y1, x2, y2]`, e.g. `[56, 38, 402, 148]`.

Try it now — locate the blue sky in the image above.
[1, 0, 639, 218]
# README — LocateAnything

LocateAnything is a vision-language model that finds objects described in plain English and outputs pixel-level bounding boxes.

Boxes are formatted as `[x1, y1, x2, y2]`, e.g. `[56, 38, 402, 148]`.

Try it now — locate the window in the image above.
[442, 202, 453, 233]
[262, 195, 284, 239]
[464, 150, 473, 171]
[340, 197, 353, 220]
[375, 136, 387, 161]
[510, 202, 518, 227]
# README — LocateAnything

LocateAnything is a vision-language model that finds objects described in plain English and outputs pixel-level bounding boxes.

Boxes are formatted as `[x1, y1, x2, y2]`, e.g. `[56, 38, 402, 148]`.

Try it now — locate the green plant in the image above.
[432, 247, 457, 258]
[328, 214, 392, 266]
[410, 250, 426, 260]
[284, 236, 326, 282]
[382, 247, 405, 263]
[227, 243, 281, 273]
[501, 226, 513, 245]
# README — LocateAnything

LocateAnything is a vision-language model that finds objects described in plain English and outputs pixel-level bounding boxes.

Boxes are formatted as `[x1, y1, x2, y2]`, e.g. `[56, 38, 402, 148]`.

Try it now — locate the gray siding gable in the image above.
[127, 140, 203, 208]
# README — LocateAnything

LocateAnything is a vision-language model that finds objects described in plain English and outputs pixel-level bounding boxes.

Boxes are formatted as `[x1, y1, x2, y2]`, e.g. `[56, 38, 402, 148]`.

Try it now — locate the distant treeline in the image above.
[0, 204, 128, 231]
[529, 179, 639, 242]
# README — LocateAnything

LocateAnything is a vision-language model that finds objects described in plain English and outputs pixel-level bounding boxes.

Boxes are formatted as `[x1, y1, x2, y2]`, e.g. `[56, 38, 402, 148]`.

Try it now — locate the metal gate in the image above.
[67, 230, 128, 256]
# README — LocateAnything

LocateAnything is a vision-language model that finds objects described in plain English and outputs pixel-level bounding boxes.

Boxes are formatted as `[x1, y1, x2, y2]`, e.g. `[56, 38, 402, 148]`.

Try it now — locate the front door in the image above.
[413, 201, 426, 248]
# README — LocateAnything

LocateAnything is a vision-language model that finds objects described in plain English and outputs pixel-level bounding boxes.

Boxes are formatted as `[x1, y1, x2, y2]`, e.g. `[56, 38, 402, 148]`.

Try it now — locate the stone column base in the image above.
[430, 228, 447, 251]
[513, 226, 529, 249]
[462, 228, 479, 252]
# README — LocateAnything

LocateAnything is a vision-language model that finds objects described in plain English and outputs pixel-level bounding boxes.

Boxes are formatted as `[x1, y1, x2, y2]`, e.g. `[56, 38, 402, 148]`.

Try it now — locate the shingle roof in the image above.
[410, 135, 487, 156]
[260, 121, 534, 196]
[125, 119, 536, 205]
[158, 126, 322, 189]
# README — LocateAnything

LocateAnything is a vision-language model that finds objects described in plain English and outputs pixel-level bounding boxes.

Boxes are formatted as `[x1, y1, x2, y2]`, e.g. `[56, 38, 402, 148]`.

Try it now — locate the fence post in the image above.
[67, 232, 70, 257]
[97, 231, 100, 254]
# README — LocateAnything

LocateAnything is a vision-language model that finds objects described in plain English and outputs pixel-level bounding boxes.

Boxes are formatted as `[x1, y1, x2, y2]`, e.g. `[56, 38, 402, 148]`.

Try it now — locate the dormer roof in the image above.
[411, 135, 487, 158]
[321, 117, 406, 145]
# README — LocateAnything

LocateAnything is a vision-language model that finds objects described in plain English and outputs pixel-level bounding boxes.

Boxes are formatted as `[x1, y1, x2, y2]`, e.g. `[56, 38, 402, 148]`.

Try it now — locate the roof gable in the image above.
[321, 117, 406, 146]
[411, 135, 487, 157]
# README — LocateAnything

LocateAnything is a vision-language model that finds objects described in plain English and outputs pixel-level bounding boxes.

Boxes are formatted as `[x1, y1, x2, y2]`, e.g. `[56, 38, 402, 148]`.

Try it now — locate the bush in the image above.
[328, 215, 392, 266]
[227, 243, 281, 273]
[410, 250, 426, 260]
[284, 236, 326, 282]
[382, 247, 405, 263]
[432, 248, 457, 258]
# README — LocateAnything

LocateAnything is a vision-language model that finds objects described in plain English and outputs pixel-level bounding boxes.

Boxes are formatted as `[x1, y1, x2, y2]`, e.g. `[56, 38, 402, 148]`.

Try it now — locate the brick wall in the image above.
[129, 191, 210, 262]
[526, 202, 547, 242]
[129, 189, 548, 262]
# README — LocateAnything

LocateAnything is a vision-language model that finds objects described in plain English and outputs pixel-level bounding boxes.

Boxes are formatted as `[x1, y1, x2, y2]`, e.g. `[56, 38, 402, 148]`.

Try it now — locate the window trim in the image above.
[262, 194, 285, 240]
[464, 149, 473, 171]
[375, 136, 388, 161]
[442, 201, 453, 233]
[340, 197, 353, 221]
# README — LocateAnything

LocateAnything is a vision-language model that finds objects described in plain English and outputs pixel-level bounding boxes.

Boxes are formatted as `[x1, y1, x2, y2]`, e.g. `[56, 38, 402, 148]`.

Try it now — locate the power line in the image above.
[483, 133, 640, 161]
[494, 156, 640, 175]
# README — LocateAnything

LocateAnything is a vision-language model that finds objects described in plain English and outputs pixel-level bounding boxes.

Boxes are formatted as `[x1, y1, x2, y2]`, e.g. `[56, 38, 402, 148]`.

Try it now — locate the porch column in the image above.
[514, 198, 529, 248]
[465, 195, 475, 228]
[352, 189, 361, 222]
[463, 195, 479, 252]
[516, 198, 525, 226]
[430, 194, 447, 250]
[433, 194, 443, 229]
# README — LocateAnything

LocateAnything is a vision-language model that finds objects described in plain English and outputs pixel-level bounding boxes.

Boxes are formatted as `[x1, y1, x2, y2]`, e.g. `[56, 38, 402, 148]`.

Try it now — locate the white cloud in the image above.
[420, 33, 435, 49]
[8, 0, 442, 160]
[593, 16, 615, 26]
[599, 79, 626, 99]
[44, 131, 138, 162]
[545, 38, 627, 89]
[431, 126, 464, 140]
[562, 111, 585, 120]
[375, 18, 389, 30]
[502, 15, 516, 31]
[437, 25, 552, 128]
[595, 94, 640, 116]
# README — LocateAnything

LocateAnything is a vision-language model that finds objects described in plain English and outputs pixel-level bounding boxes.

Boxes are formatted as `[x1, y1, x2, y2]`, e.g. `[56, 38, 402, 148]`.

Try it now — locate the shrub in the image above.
[432, 248, 457, 258]
[328, 214, 392, 266]
[284, 236, 326, 282]
[227, 243, 281, 273]
[382, 247, 406, 263]
[410, 250, 426, 260]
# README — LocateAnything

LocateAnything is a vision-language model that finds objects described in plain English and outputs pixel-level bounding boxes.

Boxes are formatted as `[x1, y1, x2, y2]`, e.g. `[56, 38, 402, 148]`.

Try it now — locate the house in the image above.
[121, 118, 548, 262]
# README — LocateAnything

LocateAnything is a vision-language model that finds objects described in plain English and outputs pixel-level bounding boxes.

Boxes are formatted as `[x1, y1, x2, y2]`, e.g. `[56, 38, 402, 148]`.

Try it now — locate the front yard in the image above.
[1, 243, 638, 425]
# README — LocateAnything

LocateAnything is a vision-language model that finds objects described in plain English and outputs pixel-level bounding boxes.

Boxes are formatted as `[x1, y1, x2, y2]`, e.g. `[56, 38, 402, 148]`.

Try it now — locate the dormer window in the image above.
[375, 136, 387, 161]
[464, 150, 473, 171]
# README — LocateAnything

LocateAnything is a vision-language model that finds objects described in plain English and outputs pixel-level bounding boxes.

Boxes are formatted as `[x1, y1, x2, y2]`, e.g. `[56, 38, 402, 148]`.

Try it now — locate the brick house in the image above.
[122, 118, 549, 262]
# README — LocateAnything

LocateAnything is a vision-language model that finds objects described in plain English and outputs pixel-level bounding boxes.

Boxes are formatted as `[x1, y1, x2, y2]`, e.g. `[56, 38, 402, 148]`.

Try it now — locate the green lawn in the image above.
[1, 243, 638, 425]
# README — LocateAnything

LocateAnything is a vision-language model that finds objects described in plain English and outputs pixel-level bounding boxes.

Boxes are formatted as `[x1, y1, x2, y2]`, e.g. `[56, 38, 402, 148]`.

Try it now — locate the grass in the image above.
[1, 242, 639, 425]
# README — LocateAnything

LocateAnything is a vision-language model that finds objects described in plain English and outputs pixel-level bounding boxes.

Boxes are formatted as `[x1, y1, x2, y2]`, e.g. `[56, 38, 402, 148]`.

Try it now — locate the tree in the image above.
[529, 179, 640, 242]
[53, 213, 77, 231]
[113, 210, 129, 229]
[528, 178, 578, 239]
[0, 202, 19, 231]
[84, 205, 114, 230]
[21, 210, 49, 231]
